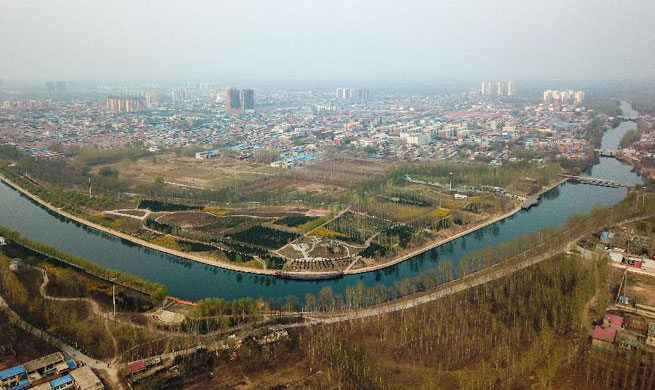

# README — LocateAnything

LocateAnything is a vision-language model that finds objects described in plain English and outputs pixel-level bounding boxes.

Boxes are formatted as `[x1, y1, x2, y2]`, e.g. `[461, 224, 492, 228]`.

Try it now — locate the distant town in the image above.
[0, 80, 623, 168]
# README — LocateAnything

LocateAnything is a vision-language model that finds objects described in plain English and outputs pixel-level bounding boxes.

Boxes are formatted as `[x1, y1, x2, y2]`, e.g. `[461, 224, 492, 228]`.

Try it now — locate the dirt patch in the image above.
[158, 211, 220, 228]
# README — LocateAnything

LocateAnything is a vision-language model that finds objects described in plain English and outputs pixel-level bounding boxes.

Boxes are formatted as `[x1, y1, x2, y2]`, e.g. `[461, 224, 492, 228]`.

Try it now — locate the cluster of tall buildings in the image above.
[543, 90, 585, 105]
[336, 88, 369, 101]
[225, 88, 255, 114]
[1, 99, 52, 110]
[120, 90, 157, 107]
[105, 96, 147, 113]
[171, 89, 186, 104]
[480, 81, 515, 97]
[45, 81, 68, 93]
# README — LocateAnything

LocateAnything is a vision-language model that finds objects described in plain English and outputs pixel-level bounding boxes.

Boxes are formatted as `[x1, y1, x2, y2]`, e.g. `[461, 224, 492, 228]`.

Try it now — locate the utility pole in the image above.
[88, 178, 92, 198]
[449, 172, 453, 192]
[111, 278, 117, 316]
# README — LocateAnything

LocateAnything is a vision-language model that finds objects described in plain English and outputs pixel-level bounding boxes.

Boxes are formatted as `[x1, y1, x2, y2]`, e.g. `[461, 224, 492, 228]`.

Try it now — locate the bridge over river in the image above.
[595, 148, 619, 157]
[559, 174, 630, 188]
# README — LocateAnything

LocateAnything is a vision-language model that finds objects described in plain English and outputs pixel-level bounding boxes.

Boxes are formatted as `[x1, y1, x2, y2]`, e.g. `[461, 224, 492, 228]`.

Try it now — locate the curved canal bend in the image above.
[0, 101, 644, 302]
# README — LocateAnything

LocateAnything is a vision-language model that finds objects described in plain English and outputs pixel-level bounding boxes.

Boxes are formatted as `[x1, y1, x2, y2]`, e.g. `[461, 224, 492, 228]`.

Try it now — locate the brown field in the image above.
[623, 269, 655, 306]
[158, 211, 220, 228]
[100, 152, 274, 189]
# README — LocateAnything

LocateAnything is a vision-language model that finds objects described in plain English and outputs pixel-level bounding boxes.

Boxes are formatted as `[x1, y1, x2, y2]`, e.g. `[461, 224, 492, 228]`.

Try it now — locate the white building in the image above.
[400, 132, 430, 145]
[496, 81, 505, 96]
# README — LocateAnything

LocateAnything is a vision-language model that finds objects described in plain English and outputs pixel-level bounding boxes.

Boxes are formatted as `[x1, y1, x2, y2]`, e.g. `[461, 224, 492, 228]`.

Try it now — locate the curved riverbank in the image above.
[347, 177, 568, 275]
[0, 171, 554, 280]
[0, 172, 279, 277]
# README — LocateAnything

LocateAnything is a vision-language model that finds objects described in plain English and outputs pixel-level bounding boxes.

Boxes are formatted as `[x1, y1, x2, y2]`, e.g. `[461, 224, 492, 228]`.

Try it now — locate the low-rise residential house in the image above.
[69, 366, 103, 390]
[31, 374, 74, 390]
[0, 365, 28, 390]
[592, 326, 617, 350]
[603, 314, 625, 330]
[24, 352, 66, 382]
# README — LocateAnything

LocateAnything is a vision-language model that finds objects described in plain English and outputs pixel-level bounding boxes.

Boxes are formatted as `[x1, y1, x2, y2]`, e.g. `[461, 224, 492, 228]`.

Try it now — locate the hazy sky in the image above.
[1, 0, 655, 83]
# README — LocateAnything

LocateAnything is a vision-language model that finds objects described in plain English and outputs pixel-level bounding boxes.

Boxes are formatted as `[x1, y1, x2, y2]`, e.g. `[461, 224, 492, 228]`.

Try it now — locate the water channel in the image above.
[0, 101, 644, 302]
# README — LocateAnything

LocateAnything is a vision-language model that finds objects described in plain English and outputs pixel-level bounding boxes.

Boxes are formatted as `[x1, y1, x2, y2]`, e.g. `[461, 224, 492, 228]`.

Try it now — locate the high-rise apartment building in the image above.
[336, 88, 369, 101]
[145, 92, 157, 107]
[225, 88, 241, 113]
[223, 88, 255, 114]
[106, 96, 146, 112]
[480, 81, 493, 96]
[574, 91, 585, 104]
[482, 81, 515, 96]
[496, 81, 505, 96]
[543, 89, 584, 105]
[171, 90, 186, 104]
[240, 89, 254, 112]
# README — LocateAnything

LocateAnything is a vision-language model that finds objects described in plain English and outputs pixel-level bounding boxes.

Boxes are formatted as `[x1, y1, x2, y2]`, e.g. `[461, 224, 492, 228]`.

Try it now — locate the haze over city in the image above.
[3, 1, 655, 389]
[2, 0, 655, 83]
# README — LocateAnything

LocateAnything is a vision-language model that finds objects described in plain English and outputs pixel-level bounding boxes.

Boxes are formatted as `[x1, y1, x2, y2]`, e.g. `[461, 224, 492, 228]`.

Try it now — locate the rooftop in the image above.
[69, 366, 102, 389]
[128, 360, 145, 373]
[0, 364, 25, 380]
[24, 352, 65, 373]
[592, 326, 617, 343]
[49, 374, 73, 387]
[605, 314, 625, 327]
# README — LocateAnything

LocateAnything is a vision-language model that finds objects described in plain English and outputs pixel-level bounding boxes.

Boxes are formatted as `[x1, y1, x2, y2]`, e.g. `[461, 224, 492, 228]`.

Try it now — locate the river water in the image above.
[0, 102, 644, 302]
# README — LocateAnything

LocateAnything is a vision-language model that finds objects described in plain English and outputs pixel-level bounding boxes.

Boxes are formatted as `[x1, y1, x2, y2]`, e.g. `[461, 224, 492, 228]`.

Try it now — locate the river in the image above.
[0, 102, 645, 302]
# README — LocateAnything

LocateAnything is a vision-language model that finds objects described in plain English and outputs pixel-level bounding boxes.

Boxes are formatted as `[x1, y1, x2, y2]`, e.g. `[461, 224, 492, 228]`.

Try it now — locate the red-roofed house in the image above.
[128, 360, 146, 375]
[603, 314, 625, 330]
[592, 326, 617, 350]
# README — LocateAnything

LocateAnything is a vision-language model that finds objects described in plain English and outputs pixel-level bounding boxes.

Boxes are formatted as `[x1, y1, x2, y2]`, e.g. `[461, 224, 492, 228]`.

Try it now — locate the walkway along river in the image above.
[0, 101, 645, 303]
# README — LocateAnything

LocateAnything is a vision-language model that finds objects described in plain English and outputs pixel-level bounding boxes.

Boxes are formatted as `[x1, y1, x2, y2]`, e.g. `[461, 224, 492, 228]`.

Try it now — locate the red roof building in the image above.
[592, 326, 617, 343]
[604, 314, 625, 330]
[592, 325, 617, 351]
[128, 360, 145, 374]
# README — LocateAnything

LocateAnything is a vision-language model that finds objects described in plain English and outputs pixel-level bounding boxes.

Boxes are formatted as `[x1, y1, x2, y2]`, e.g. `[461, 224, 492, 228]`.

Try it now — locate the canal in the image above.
[0, 102, 645, 302]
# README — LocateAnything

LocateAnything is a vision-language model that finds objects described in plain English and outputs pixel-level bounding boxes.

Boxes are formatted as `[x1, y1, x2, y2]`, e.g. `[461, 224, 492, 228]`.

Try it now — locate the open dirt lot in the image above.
[102, 152, 275, 189]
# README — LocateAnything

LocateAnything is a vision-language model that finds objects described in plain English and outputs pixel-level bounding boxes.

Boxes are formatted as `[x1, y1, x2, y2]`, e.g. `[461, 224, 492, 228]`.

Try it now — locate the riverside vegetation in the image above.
[0, 144, 568, 274]
[1, 190, 654, 388]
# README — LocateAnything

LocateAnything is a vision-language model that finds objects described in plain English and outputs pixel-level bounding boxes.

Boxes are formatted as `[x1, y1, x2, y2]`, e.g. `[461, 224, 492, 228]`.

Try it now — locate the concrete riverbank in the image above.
[0, 171, 568, 282]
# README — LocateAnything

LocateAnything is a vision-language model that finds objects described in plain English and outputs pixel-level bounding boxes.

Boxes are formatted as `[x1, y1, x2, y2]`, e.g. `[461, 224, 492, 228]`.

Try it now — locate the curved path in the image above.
[34, 266, 121, 362]
[0, 294, 124, 389]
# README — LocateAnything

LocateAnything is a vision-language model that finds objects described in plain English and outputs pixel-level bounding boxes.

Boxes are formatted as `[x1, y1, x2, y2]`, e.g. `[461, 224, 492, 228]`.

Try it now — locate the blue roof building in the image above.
[0, 365, 27, 389]
[49, 374, 73, 390]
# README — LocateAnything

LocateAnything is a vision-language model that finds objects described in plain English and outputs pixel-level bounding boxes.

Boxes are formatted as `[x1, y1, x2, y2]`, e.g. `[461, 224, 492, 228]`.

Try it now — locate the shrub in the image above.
[309, 226, 348, 239]
[229, 226, 299, 249]
[274, 215, 318, 227]
[202, 205, 230, 216]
